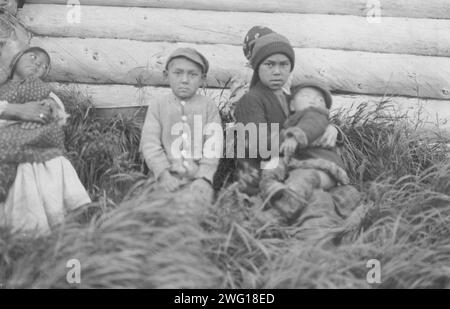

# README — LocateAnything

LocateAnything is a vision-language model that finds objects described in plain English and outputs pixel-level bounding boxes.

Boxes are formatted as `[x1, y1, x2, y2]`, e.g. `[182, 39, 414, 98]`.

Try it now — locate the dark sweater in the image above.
[0, 78, 65, 202]
[234, 82, 288, 167]
[235, 82, 287, 128]
[283, 107, 345, 168]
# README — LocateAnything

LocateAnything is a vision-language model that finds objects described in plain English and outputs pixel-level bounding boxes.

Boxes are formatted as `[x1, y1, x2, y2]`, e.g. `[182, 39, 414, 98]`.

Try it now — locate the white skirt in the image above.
[0, 156, 91, 234]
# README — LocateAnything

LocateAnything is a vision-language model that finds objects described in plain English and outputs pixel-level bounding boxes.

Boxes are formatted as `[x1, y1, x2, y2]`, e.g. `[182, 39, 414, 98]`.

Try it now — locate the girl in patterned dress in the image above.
[0, 47, 90, 234]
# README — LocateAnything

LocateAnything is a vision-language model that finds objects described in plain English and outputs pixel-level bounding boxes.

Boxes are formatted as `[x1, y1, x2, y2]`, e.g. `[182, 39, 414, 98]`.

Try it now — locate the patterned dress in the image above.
[0, 78, 65, 201]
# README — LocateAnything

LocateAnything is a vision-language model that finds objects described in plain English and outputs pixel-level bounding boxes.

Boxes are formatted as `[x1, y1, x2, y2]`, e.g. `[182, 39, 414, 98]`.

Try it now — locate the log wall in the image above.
[11, 0, 450, 131]
[25, 0, 450, 19]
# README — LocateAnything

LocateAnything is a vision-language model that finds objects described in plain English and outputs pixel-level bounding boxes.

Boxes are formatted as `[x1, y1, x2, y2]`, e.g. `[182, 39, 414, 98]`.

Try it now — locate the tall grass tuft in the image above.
[57, 87, 146, 202]
[332, 98, 448, 182]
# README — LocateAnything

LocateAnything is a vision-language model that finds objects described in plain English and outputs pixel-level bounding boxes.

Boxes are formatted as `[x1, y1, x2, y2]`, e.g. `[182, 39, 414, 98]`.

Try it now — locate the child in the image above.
[0, 46, 90, 234]
[140, 47, 222, 195]
[234, 31, 297, 197]
[228, 26, 293, 120]
[0, 47, 67, 197]
[230, 27, 342, 196]
[0, 47, 68, 127]
[260, 84, 350, 223]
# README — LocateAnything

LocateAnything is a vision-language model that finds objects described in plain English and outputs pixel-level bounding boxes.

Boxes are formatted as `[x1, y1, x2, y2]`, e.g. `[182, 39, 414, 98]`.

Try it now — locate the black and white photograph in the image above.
[0, 0, 449, 292]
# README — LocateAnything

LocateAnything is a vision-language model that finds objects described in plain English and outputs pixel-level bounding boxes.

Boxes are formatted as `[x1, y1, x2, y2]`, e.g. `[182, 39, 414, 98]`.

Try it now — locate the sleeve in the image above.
[140, 101, 171, 180]
[234, 93, 266, 126]
[195, 100, 223, 183]
[284, 110, 329, 147]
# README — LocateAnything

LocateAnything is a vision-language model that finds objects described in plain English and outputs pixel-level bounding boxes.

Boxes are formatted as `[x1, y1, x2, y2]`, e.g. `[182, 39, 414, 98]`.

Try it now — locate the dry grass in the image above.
[0, 92, 449, 289]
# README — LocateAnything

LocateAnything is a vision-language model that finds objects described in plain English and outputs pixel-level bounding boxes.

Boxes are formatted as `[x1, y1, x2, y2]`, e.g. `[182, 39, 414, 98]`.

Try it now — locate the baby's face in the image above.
[291, 87, 327, 112]
[13, 51, 50, 80]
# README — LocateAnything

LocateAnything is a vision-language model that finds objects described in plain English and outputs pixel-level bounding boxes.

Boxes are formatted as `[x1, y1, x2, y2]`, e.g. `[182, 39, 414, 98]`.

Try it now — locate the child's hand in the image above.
[40, 97, 57, 107]
[312, 124, 338, 148]
[280, 138, 298, 158]
[40, 97, 69, 125]
[159, 170, 181, 192]
[11, 101, 52, 123]
[40, 98, 58, 118]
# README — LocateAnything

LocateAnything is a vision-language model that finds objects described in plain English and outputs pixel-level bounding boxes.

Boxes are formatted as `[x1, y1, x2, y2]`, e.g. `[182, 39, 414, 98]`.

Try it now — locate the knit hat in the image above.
[9, 46, 51, 79]
[243, 26, 275, 60]
[290, 81, 333, 109]
[165, 47, 209, 75]
[249, 33, 295, 87]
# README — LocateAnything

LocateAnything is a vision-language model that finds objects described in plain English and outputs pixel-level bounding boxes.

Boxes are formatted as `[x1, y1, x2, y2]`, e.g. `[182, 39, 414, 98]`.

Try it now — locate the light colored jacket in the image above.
[140, 92, 222, 183]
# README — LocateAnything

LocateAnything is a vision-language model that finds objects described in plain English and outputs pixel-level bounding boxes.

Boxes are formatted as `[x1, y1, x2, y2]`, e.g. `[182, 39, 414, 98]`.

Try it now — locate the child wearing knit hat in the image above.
[248, 32, 295, 89]
[140, 47, 222, 194]
[227, 27, 294, 120]
[233, 27, 360, 224]
[234, 29, 297, 194]
[259, 83, 350, 223]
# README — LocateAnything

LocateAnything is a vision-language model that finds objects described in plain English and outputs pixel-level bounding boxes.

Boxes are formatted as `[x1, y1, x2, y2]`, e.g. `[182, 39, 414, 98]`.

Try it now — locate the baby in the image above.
[260, 84, 349, 223]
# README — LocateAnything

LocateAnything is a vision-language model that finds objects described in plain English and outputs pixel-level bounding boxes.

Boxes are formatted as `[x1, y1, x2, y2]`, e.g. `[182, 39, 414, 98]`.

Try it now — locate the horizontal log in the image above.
[33, 37, 450, 100]
[51, 82, 450, 132]
[24, 0, 450, 19]
[18, 4, 450, 57]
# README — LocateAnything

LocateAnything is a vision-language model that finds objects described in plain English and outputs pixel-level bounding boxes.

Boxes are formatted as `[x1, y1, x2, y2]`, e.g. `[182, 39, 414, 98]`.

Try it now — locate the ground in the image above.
[0, 89, 449, 289]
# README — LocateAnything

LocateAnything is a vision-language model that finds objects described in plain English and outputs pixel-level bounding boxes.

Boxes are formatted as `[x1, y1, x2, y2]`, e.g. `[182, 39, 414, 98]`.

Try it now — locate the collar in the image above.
[168, 92, 199, 105]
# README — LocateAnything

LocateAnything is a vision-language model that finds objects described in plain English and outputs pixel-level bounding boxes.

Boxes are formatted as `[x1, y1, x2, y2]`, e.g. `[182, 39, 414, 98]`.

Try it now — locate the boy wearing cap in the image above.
[260, 84, 350, 223]
[140, 47, 222, 193]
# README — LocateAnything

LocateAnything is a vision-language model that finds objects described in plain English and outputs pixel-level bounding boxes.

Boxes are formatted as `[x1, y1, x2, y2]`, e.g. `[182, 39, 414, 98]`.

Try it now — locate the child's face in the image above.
[291, 87, 327, 112]
[165, 57, 205, 100]
[13, 51, 50, 80]
[257, 53, 291, 91]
